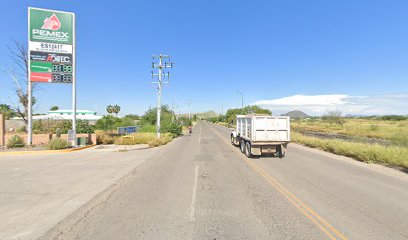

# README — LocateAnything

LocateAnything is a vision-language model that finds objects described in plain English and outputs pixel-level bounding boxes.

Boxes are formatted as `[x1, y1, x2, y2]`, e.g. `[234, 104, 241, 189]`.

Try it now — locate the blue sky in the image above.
[0, 0, 407, 115]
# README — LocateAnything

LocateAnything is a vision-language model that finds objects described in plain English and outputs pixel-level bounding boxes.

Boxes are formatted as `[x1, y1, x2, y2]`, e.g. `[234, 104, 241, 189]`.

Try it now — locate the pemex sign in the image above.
[27, 7, 77, 146]
[28, 8, 75, 83]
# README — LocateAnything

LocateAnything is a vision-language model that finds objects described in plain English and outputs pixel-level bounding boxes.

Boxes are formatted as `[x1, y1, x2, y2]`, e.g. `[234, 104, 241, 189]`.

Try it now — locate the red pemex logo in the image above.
[41, 13, 61, 30]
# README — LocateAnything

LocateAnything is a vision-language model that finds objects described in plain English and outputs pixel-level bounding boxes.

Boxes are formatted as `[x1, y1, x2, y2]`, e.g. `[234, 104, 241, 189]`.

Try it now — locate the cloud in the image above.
[254, 94, 408, 116]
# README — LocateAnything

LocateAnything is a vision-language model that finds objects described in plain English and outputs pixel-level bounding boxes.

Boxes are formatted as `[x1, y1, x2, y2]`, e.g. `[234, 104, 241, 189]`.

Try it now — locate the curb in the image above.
[0, 144, 96, 155]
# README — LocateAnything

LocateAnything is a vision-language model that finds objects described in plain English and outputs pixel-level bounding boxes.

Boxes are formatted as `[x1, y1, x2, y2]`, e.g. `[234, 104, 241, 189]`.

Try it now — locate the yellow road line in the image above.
[210, 125, 348, 240]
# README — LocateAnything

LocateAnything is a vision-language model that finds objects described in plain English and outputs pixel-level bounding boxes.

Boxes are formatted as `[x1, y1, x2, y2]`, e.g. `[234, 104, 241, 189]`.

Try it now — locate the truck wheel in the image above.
[240, 140, 246, 153]
[245, 142, 252, 158]
[277, 145, 285, 158]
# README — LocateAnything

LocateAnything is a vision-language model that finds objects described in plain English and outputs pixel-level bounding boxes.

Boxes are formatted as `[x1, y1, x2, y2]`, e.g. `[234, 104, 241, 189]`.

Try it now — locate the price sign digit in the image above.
[63, 65, 72, 73]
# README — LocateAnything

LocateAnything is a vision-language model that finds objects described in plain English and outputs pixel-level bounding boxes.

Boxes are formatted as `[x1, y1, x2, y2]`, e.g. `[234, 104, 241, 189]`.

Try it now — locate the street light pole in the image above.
[236, 92, 244, 113]
[187, 100, 191, 120]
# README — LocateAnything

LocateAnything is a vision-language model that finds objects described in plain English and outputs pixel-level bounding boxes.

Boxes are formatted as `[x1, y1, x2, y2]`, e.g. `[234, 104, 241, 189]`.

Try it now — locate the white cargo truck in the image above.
[231, 115, 290, 158]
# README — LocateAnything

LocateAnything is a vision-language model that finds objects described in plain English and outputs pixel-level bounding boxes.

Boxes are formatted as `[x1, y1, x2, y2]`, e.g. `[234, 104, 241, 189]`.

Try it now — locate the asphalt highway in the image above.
[54, 121, 408, 240]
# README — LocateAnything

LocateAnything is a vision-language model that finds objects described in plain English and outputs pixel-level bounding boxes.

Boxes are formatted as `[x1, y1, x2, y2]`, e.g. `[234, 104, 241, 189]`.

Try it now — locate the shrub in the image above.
[95, 115, 122, 130]
[161, 122, 182, 137]
[113, 132, 173, 147]
[322, 111, 346, 126]
[47, 138, 71, 150]
[7, 135, 25, 148]
[381, 115, 407, 121]
[139, 124, 156, 133]
[147, 134, 173, 147]
[96, 131, 117, 144]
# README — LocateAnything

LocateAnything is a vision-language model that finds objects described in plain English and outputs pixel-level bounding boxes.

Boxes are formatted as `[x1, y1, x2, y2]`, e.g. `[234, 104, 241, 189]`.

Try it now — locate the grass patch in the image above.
[292, 118, 408, 146]
[292, 132, 408, 169]
[114, 132, 174, 147]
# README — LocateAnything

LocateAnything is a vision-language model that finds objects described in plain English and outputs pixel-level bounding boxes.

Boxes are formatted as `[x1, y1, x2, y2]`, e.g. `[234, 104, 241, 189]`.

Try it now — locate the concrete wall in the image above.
[0, 114, 4, 146]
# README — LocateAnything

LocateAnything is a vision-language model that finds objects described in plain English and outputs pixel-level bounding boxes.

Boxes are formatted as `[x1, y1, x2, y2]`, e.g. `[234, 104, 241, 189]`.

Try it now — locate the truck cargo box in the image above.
[232, 115, 290, 158]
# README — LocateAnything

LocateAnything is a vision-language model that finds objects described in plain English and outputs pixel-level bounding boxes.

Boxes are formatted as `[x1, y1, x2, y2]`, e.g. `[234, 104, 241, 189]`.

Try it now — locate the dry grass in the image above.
[292, 132, 408, 169]
[114, 132, 174, 147]
[292, 119, 408, 146]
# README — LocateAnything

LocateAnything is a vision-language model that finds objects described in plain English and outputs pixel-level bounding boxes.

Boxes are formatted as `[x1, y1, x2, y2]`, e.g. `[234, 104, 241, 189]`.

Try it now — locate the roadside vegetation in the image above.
[206, 105, 272, 126]
[46, 138, 70, 150]
[95, 105, 192, 147]
[291, 116, 408, 147]
[291, 113, 408, 169]
[6, 135, 25, 148]
[114, 132, 174, 147]
[292, 132, 408, 169]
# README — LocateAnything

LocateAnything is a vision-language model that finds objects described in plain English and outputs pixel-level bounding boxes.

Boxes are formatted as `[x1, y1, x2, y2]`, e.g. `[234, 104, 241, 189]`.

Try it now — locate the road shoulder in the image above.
[0, 144, 167, 240]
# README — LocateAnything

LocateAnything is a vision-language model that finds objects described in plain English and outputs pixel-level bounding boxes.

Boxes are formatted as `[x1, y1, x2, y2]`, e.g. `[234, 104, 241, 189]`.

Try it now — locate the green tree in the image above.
[50, 106, 59, 111]
[138, 105, 182, 136]
[76, 120, 95, 133]
[322, 111, 345, 126]
[124, 114, 140, 120]
[0, 104, 16, 120]
[225, 105, 272, 124]
[95, 115, 122, 130]
[106, 104, 121, 117]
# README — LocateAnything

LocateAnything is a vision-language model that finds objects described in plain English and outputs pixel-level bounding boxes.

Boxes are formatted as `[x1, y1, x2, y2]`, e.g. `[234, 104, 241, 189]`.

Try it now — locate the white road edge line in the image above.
[189, 165, 199, 222]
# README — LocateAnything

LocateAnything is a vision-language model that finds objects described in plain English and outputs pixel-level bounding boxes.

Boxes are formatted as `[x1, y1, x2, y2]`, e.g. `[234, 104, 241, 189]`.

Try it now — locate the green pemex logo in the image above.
[30, 9, 73, 44]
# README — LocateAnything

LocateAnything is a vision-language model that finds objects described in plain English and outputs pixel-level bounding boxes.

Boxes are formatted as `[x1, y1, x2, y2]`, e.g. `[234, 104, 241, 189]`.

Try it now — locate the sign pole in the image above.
[27, 8, 32, 146]
[27, 79, 33, 145]
[72, 13, 77, 147]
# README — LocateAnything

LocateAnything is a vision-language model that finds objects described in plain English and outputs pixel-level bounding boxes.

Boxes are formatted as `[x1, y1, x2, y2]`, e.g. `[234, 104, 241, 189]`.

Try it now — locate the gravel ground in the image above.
[0, 146, 47, 152]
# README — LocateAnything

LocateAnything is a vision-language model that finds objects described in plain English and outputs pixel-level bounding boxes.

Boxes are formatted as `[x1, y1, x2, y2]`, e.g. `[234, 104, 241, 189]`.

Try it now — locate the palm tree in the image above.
[0, 104, 15, 120]
[106, 104, 121, 117]
[106, 105, 114, 115]
[112, 104, 121, 117]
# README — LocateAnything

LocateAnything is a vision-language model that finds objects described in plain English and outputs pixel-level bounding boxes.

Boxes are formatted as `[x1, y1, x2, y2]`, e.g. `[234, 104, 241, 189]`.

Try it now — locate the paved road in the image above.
[52, 122, 408, 240]
[0, 144, 158, 240]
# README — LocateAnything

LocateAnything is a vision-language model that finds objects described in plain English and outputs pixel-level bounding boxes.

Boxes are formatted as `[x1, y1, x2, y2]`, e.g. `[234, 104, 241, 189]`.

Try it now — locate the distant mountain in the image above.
[281, 110, 309, 119]
[196, 111, 219, 119]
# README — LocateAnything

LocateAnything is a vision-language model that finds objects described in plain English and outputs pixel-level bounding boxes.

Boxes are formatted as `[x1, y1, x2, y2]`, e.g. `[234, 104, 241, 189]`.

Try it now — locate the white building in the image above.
[32, 110, 102, 121]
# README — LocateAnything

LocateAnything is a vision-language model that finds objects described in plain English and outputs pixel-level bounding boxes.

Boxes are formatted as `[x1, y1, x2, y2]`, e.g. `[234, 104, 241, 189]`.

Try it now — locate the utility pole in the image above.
[151, 54, 173, 138]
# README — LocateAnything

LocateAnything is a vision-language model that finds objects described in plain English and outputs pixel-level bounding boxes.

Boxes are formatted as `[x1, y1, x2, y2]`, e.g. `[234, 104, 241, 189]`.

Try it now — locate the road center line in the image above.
[189, 165, 199, 222]
[210, 125, 348, 240]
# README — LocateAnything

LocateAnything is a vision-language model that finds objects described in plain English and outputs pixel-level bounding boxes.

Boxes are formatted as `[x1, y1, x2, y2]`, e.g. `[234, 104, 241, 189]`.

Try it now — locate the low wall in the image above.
[2, 133, 96, 146]
[0, 114, 4, 146]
